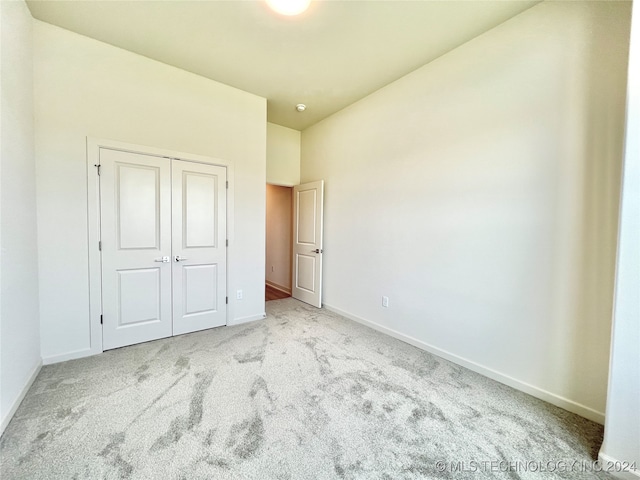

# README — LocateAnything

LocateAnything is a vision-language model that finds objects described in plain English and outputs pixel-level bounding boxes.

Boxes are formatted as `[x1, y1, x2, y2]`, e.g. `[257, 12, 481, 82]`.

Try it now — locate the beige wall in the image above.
[267, 122, 300, 186]
[266, 184, 292, 292]
[0, 0, 41, 432]
[301, 1, 631, 422]
[34, 21, 267, 363]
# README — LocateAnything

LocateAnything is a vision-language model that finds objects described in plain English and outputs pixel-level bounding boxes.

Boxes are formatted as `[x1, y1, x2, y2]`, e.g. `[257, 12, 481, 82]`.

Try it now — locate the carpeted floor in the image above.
[1, 298, 609, 479]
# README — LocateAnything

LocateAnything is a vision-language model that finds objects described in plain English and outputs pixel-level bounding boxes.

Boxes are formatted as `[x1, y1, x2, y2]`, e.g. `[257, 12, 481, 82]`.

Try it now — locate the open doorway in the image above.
[266, 184, 293, 301]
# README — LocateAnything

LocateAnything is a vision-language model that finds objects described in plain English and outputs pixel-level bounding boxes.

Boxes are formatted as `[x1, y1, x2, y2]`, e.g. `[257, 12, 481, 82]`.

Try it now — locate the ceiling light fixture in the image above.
[266, 0, 311, 16]
[296, 104, 306, 112]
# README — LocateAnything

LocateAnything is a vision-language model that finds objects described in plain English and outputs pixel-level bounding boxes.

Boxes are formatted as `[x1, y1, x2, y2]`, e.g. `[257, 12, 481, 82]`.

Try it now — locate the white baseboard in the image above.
[228, 313, 266, 326]
[0, 359, 42, 436]
[266, 281, 292, 295]
[324, 303, 605, 425]
[598, 452, 640, 479]
[43, 347, 97, 365]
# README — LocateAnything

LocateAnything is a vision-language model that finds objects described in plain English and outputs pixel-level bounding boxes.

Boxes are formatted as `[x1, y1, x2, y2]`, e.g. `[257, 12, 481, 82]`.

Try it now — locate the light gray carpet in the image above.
[1, 298, 608, 479]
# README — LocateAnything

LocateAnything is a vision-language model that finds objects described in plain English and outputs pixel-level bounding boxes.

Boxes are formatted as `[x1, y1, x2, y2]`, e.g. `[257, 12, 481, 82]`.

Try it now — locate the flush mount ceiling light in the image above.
[296, 104, 306, 112]
[266, 0, 311, 16]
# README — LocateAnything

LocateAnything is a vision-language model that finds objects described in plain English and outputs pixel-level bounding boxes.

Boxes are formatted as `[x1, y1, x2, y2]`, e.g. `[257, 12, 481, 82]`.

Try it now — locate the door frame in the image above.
[87, 137, 235, 356]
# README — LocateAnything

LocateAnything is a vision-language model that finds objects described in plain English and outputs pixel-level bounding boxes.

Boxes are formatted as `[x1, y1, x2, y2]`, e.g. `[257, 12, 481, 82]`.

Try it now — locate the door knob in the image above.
[312, 249, 323, 254]
[154, 256, 170, 263]
[174, 255, 188, 262]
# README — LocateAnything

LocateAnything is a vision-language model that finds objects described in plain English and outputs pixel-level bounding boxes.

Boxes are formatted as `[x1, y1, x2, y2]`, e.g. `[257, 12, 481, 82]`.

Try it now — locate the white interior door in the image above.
[100, 149, 172, 350]
[100, 151, 227, 350]
[292, 180, 324, 308]
[172, 160, 227, 335]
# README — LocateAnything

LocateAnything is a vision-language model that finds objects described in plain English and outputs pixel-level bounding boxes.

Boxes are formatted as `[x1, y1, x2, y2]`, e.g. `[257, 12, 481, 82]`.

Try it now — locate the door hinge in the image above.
[100, 314, 103, 325]
[226, 181, 229, 189]
[94, 164, 101, 176]
[226, 239, 228, 247]
[226, 296, 228, 304]
[98, 240, 102, 251]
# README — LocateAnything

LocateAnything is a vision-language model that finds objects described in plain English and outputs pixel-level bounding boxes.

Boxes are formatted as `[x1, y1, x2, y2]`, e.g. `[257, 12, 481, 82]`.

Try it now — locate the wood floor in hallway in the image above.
[266, 284, 290, 301]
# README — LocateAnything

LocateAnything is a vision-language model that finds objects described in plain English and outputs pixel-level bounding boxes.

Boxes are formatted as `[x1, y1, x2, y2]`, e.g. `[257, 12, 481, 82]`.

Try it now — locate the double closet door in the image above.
[99, 148, 227, 350]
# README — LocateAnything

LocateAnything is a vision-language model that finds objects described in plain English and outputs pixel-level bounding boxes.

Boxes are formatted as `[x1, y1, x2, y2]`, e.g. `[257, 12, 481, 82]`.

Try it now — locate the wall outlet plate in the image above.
[382, 296, 389, 308]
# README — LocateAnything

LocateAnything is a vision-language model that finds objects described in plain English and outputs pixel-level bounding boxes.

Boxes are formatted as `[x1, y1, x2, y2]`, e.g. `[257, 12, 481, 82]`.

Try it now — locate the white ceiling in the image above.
[26, 0, 539, 131]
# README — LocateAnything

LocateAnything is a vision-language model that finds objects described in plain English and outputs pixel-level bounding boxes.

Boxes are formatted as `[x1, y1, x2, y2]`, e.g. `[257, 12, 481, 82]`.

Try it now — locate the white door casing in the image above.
[292, 180, 324, 308]
[100, 149, 173, 350]
[172, 160, 227, 335]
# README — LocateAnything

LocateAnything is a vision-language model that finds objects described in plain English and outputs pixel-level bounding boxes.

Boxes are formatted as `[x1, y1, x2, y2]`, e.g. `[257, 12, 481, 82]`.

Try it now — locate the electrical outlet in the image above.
[382, 296, 389, 308]
[237, 289, 243, 300]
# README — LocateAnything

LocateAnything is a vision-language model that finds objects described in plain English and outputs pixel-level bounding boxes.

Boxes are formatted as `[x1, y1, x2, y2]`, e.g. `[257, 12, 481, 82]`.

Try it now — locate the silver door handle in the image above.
[174, 255, 188, 262]
[154, 256, 170, 263]
[312, 249, 323, 254]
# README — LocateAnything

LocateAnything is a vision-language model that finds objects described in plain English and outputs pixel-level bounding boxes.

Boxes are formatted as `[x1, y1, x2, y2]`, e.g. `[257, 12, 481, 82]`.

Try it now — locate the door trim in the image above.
[87, 137, 235, 357]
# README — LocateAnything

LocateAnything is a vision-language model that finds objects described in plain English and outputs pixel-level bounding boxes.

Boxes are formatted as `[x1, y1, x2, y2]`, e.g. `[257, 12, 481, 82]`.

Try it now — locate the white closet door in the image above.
[100, 149, 172, 350]
[171, 160, 227, 335]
